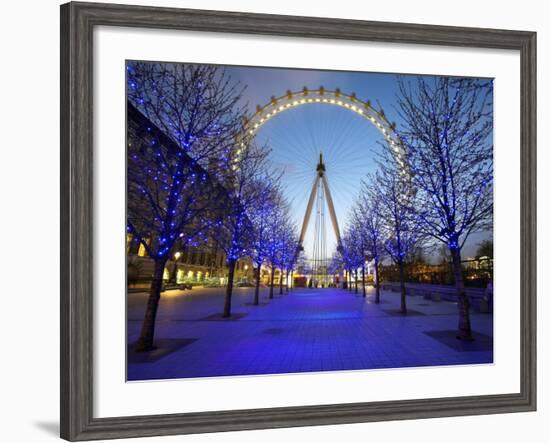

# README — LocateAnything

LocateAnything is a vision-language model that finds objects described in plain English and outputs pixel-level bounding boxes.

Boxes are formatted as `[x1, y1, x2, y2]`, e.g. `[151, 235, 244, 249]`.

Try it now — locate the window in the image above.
[137, 238, 150, 257]
[126, 234, 133, 253]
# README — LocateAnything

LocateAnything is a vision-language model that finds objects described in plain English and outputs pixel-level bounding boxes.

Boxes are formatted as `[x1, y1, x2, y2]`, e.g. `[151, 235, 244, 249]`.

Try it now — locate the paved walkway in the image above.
[127, 286, 493, 381]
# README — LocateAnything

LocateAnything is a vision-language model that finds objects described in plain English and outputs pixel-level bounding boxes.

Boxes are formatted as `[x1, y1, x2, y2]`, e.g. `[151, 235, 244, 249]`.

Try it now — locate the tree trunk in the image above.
[354, 269, 358, 294]
[398, 260, 407, 314]
[279, 268, 284, 294]
[136, 258, 167, 352]
[223, 258, 236, 317]
[451, 247, 473, 340]
[269, 266, 275, 299]
[253, 264, 261, 305]
[342, 270, 346, 289]
[362, 264, 366, 297]
[374, 257, 381, 304]
[348, 269, 352, 291]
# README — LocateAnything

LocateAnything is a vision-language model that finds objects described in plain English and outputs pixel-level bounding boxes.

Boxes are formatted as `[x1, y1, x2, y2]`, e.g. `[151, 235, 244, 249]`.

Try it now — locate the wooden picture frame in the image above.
[60, 1, 536, 440]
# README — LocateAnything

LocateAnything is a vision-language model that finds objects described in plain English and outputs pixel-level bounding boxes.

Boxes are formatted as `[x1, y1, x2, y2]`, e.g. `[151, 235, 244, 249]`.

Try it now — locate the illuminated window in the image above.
[126, 234, 133, 253]
[137, 238, 150, 257]
[137, 243, 147, 257]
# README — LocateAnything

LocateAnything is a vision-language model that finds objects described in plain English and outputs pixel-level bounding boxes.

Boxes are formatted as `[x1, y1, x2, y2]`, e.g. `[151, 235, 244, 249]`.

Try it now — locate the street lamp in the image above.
[170, 251, 181, 284]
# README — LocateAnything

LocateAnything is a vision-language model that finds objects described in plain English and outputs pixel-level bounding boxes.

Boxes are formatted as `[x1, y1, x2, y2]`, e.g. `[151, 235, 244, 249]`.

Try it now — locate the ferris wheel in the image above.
[246, 87, 407, 284]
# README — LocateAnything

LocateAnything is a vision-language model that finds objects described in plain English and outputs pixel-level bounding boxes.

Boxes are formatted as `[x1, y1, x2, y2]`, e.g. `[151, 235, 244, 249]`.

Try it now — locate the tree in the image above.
[341, 229, 363, 294]
[249, 181, 281, 305]
[126, 62, 246, 351]
[328, 252, 344, 287]
[210, 141, 274, 317]
[355, 181, 385, 302]
[295, 253, 311, 287]
[346, 214, 367, 296]
[374, 157, 420, 314]
[277, 220, 299, 294]
[397, 76, 493, 339]
[264, 198, 291, 298]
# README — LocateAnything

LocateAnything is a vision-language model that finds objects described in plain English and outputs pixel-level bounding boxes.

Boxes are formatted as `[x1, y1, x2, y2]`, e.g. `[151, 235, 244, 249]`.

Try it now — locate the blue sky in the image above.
[223, 65, 490, 260]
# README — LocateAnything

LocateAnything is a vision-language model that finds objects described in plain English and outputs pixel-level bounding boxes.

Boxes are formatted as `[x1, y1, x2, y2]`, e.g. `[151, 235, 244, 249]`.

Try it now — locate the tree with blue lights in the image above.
[356, 179, 386, 303]
[397, 77, 493, 339]
[249, 181, 281, 305]
[276, 219, 299, 294]
[126, 61, 246, 351]
[341, 230, 363, 294]
[374, 154, 421, 314]
[346, 204, 371, 298]
[284, 231, 300, 292]
[328, 251, 345, 288]
[209, 140, 275, 317]
[339, 234, 352, 290]
[264, 200, 291, 299]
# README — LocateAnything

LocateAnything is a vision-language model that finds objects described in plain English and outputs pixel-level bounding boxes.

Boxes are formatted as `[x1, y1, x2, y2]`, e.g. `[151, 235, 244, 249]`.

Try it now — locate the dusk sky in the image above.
[222, 64, 491, 260]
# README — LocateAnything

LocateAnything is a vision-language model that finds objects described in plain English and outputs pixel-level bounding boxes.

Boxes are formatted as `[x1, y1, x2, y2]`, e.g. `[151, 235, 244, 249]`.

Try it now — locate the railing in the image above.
[379, 282, 492, 312]
[379, 258, 493, 288]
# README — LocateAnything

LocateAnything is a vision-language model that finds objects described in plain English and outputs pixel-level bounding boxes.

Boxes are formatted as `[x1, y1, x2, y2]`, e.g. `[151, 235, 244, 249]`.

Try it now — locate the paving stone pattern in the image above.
[127, 286, 493, 381]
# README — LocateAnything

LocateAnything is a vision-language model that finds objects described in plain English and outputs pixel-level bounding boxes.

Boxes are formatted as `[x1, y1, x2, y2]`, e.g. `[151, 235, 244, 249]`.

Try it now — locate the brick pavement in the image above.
[127, 286, 493, 381]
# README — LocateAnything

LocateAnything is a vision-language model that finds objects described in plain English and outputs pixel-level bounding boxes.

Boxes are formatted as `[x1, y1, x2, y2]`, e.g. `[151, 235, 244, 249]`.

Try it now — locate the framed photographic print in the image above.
[60, 1, 536, 440]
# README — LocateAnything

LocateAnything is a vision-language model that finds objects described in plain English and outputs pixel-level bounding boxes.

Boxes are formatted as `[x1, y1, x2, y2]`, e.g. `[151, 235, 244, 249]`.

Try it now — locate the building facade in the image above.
[126, 102, 254, 290]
